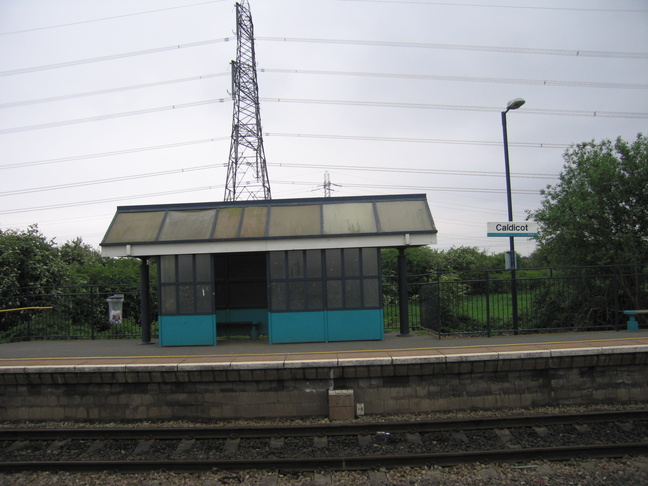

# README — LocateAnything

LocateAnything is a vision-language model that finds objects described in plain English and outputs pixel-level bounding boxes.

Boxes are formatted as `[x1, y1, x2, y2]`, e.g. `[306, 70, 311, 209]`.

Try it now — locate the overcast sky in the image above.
[1, 0, 646, 257]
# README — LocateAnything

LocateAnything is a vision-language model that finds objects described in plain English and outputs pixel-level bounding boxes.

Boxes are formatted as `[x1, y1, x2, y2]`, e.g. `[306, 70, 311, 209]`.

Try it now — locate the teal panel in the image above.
[159, 315, 216, 346]
[327, 309, 384, 342]
[223, 309, 268, 333]
[269, 311, 326, 344]
[215, 309, 269, 335]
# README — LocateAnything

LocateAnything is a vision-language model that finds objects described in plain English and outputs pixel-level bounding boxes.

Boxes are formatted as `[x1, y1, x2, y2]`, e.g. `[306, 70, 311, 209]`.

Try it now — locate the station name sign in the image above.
[487, 221, 538, 237]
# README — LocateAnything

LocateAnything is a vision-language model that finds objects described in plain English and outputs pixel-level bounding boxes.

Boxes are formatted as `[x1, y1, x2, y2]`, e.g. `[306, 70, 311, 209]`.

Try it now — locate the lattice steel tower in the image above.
[224, 0, 271, 201]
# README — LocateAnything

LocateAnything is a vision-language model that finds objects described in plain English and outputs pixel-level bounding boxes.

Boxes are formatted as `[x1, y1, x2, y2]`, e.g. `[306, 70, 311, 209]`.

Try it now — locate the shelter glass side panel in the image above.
[158, 254, 215, 346]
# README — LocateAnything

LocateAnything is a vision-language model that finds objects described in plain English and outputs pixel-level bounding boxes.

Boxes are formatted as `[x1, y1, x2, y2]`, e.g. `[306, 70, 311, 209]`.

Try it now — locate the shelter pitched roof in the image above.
[100, 194, 437, 257]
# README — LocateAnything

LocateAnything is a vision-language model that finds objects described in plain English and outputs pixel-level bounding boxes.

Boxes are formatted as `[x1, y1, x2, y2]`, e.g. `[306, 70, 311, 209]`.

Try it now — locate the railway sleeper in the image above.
[175, 438, 196, 454]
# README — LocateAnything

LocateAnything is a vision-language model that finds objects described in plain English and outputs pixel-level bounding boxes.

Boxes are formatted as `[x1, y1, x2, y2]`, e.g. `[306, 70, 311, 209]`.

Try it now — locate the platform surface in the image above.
[1, 330, 648, 369]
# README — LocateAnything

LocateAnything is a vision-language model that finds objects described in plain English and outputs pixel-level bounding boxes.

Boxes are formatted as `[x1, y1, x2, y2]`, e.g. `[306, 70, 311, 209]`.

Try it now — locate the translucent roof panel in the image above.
[102, 211, 165, 244]
[240, 206, 268, 238]
[375, 200, 435, 233]
[101, 194, 437, 253]
[213, 207, 242, 239]
[158, 210, 216, 241]
[323, 202, 377, 234]
[268, 205, 321, 237]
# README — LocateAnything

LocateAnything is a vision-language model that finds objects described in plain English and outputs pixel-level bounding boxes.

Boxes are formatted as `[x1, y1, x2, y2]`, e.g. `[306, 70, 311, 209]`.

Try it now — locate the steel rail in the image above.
[1, 443, 647, 473]
[1, 409, 647, 441]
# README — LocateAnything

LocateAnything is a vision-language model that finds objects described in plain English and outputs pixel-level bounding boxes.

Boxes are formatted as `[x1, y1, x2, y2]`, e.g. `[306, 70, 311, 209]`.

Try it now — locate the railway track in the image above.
[1, 410, 647, 473]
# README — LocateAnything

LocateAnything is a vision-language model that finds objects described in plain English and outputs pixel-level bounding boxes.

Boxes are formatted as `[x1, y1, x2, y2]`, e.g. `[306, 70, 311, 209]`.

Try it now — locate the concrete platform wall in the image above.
[1, 348, 647, 422]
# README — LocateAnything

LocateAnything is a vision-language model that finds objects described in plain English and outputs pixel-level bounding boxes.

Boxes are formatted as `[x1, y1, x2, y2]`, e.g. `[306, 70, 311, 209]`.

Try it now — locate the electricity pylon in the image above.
[224, 0, 271, 201]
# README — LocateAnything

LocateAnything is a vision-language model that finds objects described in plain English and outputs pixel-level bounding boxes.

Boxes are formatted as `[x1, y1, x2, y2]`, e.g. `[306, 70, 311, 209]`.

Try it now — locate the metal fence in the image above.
[384, 264, 647, 337]
[0, 285, 156, 342]
[1, 265, 646, 342]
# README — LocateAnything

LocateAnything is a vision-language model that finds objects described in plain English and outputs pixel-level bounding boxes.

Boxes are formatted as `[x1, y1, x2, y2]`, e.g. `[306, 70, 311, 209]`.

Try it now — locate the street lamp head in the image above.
[506, 98, 526, 111]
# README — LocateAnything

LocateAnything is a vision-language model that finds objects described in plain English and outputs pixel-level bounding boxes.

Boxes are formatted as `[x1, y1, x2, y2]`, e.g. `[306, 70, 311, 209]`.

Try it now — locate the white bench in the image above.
[622, 310, 648, 332]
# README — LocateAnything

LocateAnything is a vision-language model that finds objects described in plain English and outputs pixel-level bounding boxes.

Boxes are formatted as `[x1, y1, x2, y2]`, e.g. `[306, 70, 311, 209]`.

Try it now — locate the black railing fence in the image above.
[384, 264, 647, 336]
[0, 284, 157, 342]
[1, 265, 645, 342]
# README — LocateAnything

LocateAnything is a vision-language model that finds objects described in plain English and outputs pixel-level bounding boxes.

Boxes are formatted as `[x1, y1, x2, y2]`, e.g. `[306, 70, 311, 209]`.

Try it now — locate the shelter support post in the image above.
[139, 256, 153, 345]
[397, 247, 411, 337]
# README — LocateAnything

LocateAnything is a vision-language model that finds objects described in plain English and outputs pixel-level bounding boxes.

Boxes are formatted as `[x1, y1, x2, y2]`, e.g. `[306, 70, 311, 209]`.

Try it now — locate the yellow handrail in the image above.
[0, 306, 53, 313]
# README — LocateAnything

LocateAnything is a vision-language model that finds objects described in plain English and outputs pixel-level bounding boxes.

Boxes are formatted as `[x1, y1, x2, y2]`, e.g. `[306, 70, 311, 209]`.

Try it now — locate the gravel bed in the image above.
[2, 458, 648, 485]
[2, 402, 644, 430]
[1, 404, 647, 484]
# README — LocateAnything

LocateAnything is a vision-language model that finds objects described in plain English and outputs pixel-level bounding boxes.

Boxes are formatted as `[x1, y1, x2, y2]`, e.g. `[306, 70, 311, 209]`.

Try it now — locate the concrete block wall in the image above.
[0, 347, 646, 422]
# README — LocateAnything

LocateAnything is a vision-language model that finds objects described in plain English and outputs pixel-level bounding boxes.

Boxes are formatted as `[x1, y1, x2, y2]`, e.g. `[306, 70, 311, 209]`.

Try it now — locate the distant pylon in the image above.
[320, 171, 341, 197]
[224, 0, 271, 201]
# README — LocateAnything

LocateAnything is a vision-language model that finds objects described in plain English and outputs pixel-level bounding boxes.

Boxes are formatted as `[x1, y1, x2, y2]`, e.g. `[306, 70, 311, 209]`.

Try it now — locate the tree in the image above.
[0, 225, 66, 293]
[60, 237, 103, 284]
[530, 134, 648, 267]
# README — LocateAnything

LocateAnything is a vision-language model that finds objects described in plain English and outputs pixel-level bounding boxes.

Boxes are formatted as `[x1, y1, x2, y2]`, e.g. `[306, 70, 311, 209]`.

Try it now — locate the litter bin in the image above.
[106, 294, 124, 325]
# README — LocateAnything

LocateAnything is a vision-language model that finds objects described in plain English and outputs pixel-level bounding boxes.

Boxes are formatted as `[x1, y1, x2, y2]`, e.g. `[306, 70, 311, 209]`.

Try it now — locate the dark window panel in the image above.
[160, 285, 177, 315]
[160, 255, 176, 283]
[178, 255, 194, 283]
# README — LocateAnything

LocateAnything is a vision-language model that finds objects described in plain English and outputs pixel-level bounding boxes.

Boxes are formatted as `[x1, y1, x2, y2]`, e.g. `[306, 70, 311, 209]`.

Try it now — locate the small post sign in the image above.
[487, 221, 538, 237]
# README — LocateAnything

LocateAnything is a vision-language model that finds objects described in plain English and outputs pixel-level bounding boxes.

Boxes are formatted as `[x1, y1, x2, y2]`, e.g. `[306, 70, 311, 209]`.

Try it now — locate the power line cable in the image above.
[0, 1, 227, 36]
[0, 74, 229, 109]
[0, 99, 230, 135]
[260, 68, 648, 90]
[4, 67, 642, 111]
[272, 179, 539, 194]
[0, 165, 220, 197]
[258, 37, 648, 60]
[2, 96, 642, 136]
[2, 33, 644, 79]
[333, 0, 648, 13]
[268, 162, 557, 179]
[1, 160, 556, 198]
[261, 98, 648, 119]
[0, 38, 232, 77]
[0, 138, 228, 170]
[0, 186, 223, 215]
[265, 132, 571, 149]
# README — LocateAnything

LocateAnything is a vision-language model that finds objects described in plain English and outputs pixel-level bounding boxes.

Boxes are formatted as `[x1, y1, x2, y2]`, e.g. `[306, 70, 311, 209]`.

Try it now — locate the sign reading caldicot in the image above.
[487, 221, 538, 237]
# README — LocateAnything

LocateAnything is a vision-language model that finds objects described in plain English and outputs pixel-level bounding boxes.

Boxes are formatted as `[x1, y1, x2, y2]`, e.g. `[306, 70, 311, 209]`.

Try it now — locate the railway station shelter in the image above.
[100, 194, 437, 346]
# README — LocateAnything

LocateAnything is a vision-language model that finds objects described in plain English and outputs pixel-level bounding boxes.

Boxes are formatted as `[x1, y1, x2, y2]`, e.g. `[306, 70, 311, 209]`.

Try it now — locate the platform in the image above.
[2, 330, 648, 422]
[2, 330, 648, 369]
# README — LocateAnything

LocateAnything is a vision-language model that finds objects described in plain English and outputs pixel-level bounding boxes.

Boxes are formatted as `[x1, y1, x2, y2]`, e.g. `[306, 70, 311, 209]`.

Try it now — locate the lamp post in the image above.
[501, 97, 525, 333]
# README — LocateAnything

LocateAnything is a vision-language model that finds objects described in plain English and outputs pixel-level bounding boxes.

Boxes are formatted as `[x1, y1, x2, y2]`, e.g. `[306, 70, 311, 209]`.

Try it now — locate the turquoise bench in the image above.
[622, 310, 647, 332]
[218, 321, 260, 339]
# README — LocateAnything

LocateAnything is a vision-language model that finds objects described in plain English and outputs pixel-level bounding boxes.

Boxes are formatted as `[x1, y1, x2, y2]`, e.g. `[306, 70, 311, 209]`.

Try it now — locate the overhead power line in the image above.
[0, 99, 229, 135]
[267, 162, 557, 179]
[5, 67, 642, 111]
[272, 180, 540, 195]
[334, 0, 648, 13]
[0, 164, 220, 197]
[1, 159, 556, 198]
[260, 68, 648, 90]
[258, 37, 648, 60]
[0, 186, 223, 215]
[0, 1, 227, 36]
[265, 132, 571, 149]
[261, 98, 648, 119]
[0, 38, 232, 77]
[0, 74, 229, 109]
[0, 138, 228, 171]
[2, 96, 643, 136]
[2, 34, 644, 79]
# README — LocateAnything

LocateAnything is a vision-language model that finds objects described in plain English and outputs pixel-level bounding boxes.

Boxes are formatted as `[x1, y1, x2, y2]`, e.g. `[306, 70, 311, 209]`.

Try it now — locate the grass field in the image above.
[384, 293, 532, 333]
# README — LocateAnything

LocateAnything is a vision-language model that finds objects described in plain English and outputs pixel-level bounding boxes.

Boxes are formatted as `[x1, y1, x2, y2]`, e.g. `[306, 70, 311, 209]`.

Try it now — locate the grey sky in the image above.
[1, 0, 646, 256]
